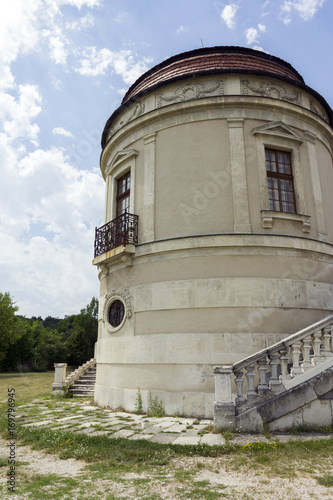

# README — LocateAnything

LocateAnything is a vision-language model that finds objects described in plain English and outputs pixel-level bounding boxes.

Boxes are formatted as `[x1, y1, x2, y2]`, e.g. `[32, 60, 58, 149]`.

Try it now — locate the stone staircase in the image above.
[214, 314, 333, 432]
[65, 358, 96, 397]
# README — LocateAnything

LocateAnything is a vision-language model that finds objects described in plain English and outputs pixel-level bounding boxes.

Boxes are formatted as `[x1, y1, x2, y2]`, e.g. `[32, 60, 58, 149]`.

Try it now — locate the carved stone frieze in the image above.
[108, 101, 145, 140]
[103, 288, 133, 321]
[156, 80, 224, 108]
[309, 100, 328, 123]
[242, 80, 301, 105]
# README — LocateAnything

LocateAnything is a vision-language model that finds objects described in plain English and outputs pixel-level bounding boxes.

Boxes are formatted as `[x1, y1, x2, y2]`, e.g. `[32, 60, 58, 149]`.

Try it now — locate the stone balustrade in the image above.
[214, 314, 333, 430]
[52, 358, 96, 395]
[64, 358, 96, 390]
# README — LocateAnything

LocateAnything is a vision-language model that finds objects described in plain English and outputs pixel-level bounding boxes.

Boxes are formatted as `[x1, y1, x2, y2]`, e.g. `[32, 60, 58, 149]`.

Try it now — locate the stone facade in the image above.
[93, 47, 333, 417]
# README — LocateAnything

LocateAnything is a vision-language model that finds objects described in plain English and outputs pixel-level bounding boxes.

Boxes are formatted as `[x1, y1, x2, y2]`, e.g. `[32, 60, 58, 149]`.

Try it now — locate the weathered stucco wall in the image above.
[94, 64, 333, 417]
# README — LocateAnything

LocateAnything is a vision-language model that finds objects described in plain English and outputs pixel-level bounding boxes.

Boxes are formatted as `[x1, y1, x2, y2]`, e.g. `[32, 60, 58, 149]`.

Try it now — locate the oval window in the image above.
[108, 299, 125, 328]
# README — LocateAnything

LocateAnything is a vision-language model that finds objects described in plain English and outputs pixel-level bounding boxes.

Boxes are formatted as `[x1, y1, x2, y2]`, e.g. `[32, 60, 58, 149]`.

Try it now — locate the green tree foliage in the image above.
[0, 293, 98, 372]
[0, 292, 27, 370]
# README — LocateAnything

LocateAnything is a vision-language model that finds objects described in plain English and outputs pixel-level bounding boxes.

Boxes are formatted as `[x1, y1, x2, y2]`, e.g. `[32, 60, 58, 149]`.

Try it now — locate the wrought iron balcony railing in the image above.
[94, 212, 139, 258]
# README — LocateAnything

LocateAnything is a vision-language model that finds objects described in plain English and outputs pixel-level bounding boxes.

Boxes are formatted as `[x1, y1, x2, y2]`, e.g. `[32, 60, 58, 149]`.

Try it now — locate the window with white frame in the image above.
[265, 149, 296, 214]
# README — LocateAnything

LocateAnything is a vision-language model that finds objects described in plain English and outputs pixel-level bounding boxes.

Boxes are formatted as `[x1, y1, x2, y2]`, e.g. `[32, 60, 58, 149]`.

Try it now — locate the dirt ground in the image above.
[1, 438, 333, 499]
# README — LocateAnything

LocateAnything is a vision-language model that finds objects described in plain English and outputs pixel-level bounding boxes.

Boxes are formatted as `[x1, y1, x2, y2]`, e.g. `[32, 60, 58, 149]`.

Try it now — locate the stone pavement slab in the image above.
[111, 429, 135, 439]
[172, 435, 201, 445]
[150, 433, 179, 444]
[166, 424, 188, 432]
[200, 434, 226, 446]
[17, 399, 333, 448]
[128, 433, 155, 441]
[22, 420, 54, 427]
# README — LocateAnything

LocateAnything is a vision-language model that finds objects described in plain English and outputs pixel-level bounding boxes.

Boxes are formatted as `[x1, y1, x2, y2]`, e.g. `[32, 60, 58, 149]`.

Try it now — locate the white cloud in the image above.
[245, 27, 259, 45]
[58, 0, 101, 8]
[0, 142, 104, 317]
[177, 25, 189, 34]
[0, 84, 42, 146]
[66, 13, 94, 30]
[281, 0, 326, 24]
[221, 4, 239, 29]
[75, 47, 152, 85]
[49, 35, 68, 65]
[245, 24, 266, 46]
[53, 127, 74, 138]
[112, 12, 128, 24]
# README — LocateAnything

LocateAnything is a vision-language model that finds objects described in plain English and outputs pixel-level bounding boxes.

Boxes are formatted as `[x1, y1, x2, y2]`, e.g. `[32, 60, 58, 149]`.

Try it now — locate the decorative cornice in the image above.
[107, 101, 145, 140]
[242, 79, 301, 105]
[156, 80, 224, 108]
[309, 100, 328, 123]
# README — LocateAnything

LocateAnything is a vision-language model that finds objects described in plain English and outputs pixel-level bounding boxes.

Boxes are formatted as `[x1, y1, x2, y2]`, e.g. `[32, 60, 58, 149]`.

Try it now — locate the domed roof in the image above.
[101, 46, 333, 148]
[122, 46, 304, 103]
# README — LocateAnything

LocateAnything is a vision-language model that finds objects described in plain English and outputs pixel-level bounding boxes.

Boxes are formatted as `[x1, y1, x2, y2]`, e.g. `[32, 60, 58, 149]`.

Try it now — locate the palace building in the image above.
[92, 46, 333, 417]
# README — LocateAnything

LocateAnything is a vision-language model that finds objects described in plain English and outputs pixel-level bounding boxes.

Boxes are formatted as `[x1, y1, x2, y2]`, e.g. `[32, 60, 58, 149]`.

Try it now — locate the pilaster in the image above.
[304, 131, 327, 241]
[227, 118, 251, 233]
[142, 132, 156, 242]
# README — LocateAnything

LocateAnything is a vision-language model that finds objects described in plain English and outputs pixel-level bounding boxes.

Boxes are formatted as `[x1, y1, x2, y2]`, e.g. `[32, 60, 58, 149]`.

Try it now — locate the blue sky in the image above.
[0, 0, 332, 318]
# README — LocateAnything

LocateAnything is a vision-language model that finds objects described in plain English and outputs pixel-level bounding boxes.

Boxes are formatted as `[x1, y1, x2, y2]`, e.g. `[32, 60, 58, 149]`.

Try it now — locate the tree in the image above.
[32, 326, 66, 371]
[0, 293, 21, 370]
[58, 297, 98, 367]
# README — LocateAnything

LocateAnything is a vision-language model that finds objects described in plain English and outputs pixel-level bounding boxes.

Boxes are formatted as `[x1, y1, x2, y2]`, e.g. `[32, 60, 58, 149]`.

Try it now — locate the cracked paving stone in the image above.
[150, 433, 179, 444]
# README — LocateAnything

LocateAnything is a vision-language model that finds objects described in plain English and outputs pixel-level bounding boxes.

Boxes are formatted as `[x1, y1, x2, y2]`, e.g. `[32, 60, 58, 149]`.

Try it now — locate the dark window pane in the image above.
[108, 300, 125, 328]
[266, 149, 295, 213]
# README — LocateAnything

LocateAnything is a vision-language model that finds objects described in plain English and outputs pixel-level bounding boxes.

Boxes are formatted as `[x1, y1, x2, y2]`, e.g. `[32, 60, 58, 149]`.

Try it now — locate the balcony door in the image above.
[116, 171, 130, 217]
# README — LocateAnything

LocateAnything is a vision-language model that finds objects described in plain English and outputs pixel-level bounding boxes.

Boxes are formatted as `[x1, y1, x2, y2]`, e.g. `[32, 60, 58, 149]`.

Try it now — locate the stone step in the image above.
[72, 382, 95, 388]
[67, 361, 96, 396]
[78, 375, 96, 382]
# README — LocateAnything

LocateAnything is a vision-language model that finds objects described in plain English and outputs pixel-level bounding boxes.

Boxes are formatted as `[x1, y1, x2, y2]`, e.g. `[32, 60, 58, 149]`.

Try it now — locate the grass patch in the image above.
[0, 372, 55, 403]
[317, 475, 333, 487]
[290, 422, 333, 434]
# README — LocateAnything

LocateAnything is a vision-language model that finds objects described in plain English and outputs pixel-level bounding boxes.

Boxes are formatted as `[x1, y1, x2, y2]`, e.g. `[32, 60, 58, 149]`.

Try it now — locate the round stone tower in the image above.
[93, 46, 333, 417]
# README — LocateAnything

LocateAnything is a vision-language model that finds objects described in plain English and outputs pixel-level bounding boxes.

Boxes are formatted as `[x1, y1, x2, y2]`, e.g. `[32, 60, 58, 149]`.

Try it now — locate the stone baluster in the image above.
[290, 342, 303, 376]
[279, 348, 291, 381]
[52, 363, 67, 394]
[268, 352, 281, 389]
[322, 326, 333, 357]
[301, 336, 313, 371]
[311, 330, 323, 365]
[213, 366, 236, 429]
[234, 369, 246, 405]
[245, 363, 257, 399]
[257, 357, 269, 394]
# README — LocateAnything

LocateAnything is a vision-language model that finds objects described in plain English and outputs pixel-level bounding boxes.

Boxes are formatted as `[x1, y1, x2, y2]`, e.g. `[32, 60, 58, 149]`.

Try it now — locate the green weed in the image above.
[148, 392, 164, 418]
[135, 387, 143, 415]
[317, 475, 333, 487]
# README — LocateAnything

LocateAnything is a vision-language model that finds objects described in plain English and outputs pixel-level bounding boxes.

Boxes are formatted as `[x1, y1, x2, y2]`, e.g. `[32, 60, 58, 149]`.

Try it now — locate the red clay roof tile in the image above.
[123, 47, 304, 103]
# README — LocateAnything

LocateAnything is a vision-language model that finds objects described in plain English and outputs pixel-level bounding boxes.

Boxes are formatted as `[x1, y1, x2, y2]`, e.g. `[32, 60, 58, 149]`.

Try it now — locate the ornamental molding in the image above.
[252, 120, 304, 143]
[241, 80, 301, 105]
[156, 80, 224, 108]
[103, 288, 133, 321]
[309, 100, 328, 123]
[261, 210, 311, 233]
[108, 101, 145, 139]
[110, 149, 138, 171]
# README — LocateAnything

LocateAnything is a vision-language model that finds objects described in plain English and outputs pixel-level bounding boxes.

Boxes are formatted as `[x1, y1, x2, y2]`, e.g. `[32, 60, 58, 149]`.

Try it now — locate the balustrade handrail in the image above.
[233, 313, 333, 371]
[94, 212, 139, 257]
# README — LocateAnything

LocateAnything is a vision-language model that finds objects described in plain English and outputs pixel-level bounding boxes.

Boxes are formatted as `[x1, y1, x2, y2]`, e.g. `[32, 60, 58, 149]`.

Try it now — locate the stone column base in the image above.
[213, 402, 236, 430]
[52, 382, 65, 395]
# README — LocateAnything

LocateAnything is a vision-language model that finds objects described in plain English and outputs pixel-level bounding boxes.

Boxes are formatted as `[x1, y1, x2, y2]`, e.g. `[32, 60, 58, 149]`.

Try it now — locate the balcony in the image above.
[94, 212, 139, 258]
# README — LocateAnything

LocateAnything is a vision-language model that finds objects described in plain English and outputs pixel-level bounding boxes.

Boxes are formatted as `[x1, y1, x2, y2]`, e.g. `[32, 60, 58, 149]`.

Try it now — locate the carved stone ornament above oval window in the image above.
[103, 289, 133, 333]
